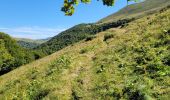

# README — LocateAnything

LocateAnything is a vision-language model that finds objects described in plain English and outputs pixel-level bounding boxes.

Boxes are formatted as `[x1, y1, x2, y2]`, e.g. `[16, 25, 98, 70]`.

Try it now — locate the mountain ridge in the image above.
[98, 0, 170, 23]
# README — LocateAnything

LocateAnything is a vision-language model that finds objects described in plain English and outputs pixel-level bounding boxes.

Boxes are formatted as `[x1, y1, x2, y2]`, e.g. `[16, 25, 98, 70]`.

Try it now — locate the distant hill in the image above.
[15, 37, 51, 49]
[0, 32, 44, 75]
[99, 0, 170, 23]
[0, 8, 169, 99]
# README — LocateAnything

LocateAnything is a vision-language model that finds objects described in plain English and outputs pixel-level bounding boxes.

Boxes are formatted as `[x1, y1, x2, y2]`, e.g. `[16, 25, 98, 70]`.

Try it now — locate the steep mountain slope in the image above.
[36, 0, 170, 55]
[0, 8, 169, 99]
[0, 32, 44, 75]
[15, 38, 50, 49]
[99, 0, 170, 23]
[35, 19, 131, 55]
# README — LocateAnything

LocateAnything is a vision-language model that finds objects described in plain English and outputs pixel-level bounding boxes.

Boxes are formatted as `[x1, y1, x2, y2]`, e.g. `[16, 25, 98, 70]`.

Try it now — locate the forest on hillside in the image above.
[0, 32, 44, 75]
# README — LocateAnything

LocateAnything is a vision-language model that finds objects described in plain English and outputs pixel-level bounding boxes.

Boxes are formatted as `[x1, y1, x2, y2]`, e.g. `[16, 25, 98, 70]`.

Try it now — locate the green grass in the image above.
[35, 0, 170, 56]
[0, 8, 170, 100]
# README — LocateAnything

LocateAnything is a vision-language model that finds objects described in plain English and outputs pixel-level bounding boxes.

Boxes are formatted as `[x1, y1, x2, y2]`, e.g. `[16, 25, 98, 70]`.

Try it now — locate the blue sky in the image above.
[0, 0, 135, 39]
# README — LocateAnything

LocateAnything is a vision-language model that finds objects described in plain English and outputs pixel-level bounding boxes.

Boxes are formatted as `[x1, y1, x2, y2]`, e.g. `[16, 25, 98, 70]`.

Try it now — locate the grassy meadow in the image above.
[0, 7, 170, 100]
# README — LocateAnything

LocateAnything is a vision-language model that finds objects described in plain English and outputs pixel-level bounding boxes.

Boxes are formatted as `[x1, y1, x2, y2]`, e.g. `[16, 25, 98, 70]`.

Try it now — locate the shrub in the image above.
[80, 48, 88, 54]
[135, 56, 146, 65]
[71, 90, 82, 100]
[103, 33, 114, 41]
[162, 55, 170, 66]
[134, 66, 145, 74]
[118, 63, 127, 68]
[55, 55, 71, 67]
[27, 68, 38, 80]
[27, 80, 49, 100]
[96, 65, 105, 73]
[122, 87, 145, 100]
[85, 35, 96, 41]
[45, 55, 71, 76]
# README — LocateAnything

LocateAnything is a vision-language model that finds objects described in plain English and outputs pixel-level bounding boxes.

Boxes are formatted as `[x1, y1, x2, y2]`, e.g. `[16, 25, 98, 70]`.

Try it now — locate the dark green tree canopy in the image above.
[61, 0, 139, 16]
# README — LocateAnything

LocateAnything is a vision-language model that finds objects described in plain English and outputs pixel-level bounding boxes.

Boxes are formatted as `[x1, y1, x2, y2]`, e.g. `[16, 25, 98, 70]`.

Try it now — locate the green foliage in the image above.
[54, 55, 71, 68]
[0, 39, 14, 73]
[26, 80, 49, 100]
[62, 0, 139, 16]
[85, 35, 96, 41]
[46, 55, 71, 76]
[80, 48, 88, 54]
[103, 33, 115, 41]
[36, 19, 132, 55]
[0, 32, 44, 75]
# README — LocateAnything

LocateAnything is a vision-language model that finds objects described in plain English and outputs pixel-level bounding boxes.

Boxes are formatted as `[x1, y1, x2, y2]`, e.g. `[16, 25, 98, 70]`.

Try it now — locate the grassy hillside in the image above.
[36, 0, 170, 55]
[15, 38, 50, 49]
[0, 7, 169, 99]
[0, 33, 44, 75]
[35, 19, 131, 55]
[99, 0, 170, 23]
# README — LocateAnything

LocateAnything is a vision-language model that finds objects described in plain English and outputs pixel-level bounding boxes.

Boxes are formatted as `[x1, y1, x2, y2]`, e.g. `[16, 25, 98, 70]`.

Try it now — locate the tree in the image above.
[0, 39, 14, 74]
[61, 0, 139, 16]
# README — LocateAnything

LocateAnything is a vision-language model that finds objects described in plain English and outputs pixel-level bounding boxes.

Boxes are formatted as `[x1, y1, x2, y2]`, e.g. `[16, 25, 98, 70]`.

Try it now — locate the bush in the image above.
[45, 55, 71, 76]
[85, 35, 96, 41]
[27, 80, 49, 100]
[122, 87, 145, 100]
[80, 48, 88, 54]
[55, 55, 71, 68]
[103, 33, 114, 41]
[163, 55, 170, 66]
[134, 66, 145, 74]
[71, 90, 82, 100]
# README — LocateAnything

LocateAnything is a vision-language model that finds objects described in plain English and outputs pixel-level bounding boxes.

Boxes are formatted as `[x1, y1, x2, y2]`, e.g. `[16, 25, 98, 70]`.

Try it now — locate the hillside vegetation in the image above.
[36, 0, 170, 55]
[0, 7, 169, 100]
[0, 33, 44, 75]
[36, 19, 131, 55]
[99, 0, 170, 23]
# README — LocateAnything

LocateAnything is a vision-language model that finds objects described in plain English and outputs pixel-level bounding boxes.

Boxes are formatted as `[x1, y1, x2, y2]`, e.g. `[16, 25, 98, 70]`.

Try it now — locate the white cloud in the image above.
[0, 26, 66, 39]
